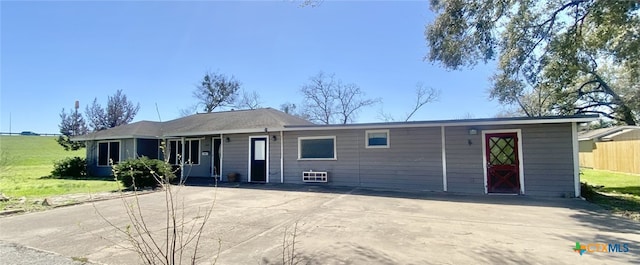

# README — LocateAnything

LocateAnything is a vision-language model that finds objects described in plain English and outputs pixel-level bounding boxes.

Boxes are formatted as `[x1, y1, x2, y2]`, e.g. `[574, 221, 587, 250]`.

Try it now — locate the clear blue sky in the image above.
[1, 1, 502, 134]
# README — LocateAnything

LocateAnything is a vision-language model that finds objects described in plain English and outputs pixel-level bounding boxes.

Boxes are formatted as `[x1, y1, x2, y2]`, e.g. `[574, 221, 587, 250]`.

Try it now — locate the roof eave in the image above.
[163, 127, 284, 137]
[283, 116, 598, 131]
[72, 134, 161, 141]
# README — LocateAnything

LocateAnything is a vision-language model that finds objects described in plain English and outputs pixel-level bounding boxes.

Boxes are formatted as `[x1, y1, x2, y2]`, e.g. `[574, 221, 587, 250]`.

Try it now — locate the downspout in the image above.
[441, 126, 447, 192]
[572, 122, 581, 197]
[280, 130, 284, 183]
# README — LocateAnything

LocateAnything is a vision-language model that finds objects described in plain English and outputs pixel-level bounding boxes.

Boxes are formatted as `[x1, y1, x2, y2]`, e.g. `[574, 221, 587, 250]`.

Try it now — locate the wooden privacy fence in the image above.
[580, 140, 640, 174]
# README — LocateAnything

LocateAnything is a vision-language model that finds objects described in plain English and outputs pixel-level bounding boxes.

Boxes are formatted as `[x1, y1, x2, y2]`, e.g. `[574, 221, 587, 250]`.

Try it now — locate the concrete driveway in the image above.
[0, 184, 638, 265]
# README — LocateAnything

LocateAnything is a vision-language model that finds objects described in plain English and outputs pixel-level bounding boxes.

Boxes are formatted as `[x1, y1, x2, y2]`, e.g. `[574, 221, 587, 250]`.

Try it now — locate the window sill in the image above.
[297, 158, 337, 161]
[365, 145, 389, 149]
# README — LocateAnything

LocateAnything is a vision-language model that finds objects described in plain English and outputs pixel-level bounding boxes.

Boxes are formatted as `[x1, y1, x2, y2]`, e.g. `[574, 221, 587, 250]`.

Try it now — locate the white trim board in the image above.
[96, 140, 121, 167]
[481, 129, 525, 195]
[280, 131, 284, 183]
[572, 122, 581, 197]
[365, 129, 390, 149]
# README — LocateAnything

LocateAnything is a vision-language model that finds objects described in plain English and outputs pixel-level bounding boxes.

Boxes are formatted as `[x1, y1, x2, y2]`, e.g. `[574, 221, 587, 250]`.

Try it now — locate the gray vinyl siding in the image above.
[445, 123, 575, 196]
[520, 124, 575, 197]
[183, 136, 212, 178]
[268, 132, 282, 183]
[282, 128, 444, 191]
[283, 130, 360, 187]
[443, 127, 485, 194]
[219, 133, 280, 182]
[221, 134, 250, 182]
[359, 127, 442, 190]
[83, 122, 576, 196]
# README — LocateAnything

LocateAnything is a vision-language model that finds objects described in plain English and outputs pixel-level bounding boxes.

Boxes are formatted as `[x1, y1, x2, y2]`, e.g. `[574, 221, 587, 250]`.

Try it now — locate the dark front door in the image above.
[250, 138, 267, 182]
[485, 133, 521, 194]
[213, 138, 221, 176]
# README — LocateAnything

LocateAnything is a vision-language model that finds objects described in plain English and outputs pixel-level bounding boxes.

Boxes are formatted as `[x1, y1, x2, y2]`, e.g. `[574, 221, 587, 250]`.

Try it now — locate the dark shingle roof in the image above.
[73, 121, 163, 140]
[162, 108, 313, 136]
[74, 108, 312, 140]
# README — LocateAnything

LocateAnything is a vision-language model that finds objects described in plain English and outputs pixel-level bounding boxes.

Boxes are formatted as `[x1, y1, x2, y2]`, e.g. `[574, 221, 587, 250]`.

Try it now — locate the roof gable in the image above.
[161, 108, 313, 136]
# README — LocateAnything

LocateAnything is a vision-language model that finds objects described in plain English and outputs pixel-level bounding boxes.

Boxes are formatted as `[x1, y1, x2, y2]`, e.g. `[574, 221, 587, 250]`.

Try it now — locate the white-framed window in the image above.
[167, 139, 200, 165]
[298, 136, 337, 160]
[366, 130, 389, 148]
[97, 140, 120, 166]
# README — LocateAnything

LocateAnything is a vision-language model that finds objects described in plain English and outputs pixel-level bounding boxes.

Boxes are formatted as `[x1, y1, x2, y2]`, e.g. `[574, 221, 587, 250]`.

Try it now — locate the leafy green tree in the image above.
[56, 103, 88, 151]
[425, 0, 639, 125]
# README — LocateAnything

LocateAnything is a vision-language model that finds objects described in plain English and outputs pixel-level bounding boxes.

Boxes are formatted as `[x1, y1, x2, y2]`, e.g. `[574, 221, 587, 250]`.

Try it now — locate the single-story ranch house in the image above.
[74, 108, 597, 197]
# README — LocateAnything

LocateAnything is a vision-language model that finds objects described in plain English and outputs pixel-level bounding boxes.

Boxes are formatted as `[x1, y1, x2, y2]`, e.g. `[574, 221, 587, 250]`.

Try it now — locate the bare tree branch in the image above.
[234, 90, 262, 110]
[300, 72, 377, 124]
[336, 83, 379, 124]
[404, 83, 439, 121]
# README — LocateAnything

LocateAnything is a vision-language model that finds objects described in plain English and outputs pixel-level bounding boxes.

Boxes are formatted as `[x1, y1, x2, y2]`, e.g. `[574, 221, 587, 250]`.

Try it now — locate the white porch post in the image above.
[220, 133, 224, 180]
[280, 130, 284, 183]
[180, 137, 185, 183]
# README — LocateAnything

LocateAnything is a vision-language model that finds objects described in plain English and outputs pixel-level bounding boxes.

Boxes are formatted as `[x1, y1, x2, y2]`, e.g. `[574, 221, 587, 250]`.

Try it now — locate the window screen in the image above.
[98, 142, 109, 166]
[299, 138, 335, 159]
[168, 139, 199, 165]
[188, 140, 199, 164]
[98, 141, 119, 166]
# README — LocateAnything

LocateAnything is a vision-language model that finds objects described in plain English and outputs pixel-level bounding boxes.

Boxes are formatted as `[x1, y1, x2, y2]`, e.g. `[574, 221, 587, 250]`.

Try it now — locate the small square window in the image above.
[366, 130, 389, 148]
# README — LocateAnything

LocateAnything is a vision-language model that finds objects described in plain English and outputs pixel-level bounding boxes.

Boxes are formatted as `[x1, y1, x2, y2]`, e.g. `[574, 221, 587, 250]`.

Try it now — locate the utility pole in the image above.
[9, 112, 11, 135]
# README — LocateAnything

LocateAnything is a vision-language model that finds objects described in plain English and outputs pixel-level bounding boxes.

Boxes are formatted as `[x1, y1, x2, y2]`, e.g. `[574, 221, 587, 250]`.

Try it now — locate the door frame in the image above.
[248, 135, 269, 183]
[481, 129, 525, 194]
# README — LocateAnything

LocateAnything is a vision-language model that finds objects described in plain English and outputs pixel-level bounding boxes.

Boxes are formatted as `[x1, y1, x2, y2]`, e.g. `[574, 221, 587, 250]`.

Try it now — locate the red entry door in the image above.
[485, 133, 521, 194]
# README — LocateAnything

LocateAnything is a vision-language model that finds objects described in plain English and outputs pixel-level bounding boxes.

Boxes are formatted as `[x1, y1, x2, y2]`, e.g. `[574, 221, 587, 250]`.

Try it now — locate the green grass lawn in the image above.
[581, 168, 640, 196]
[580, 168, 640, 220]
[0, 136, 118, 209]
